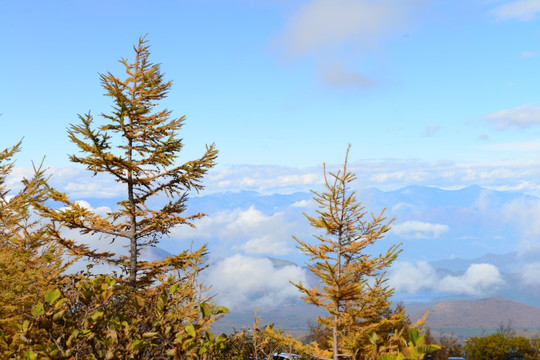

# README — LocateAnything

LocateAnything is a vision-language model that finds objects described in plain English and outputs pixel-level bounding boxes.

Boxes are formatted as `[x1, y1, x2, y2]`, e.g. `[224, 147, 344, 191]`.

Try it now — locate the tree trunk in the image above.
[128, 181, 137, 287]
[334, 314, 339, 360]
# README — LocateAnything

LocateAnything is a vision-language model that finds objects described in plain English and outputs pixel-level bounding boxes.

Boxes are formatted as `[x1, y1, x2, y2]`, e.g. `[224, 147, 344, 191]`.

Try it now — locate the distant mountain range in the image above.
[213, 296, 540, 338]
[81, 184, 540, 337]
[405, 297, 540, 339]
[412, 297, 540, 329]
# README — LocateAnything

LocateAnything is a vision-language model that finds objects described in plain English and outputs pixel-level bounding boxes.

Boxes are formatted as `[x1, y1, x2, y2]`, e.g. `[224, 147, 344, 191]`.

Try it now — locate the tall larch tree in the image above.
[293, 146, 404, 360]
[0, 142, 65, 333]
[37, 37, 218, 287]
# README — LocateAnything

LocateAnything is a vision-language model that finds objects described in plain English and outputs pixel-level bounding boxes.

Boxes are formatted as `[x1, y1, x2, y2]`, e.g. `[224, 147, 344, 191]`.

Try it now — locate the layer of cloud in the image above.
[203, 254, 307, 309]
[389, 261, 504, 295]
[391, 220, 449, 239]
[212, 159, 540, 196]
[207, 166, 323, 194]
[13, 156, 540, 199]
[485, 103, 540, 130]
[492, 0, 540, 21]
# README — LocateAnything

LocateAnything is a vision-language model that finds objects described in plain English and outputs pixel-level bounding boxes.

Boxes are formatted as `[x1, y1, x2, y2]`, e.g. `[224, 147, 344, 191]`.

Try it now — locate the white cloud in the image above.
[203, 254, 307, 309]
[389, 262, 503, 295]
[59, 200, 111, 216]
[64, 181, 124, 199]
[291, 199, 313, 208]
[492, 0, 540, 21]
[206, 166, 323, 194]
[242, 235, 289, 256]
[170, 206, 296, 256]
[39, 166, 126, 199]
[440, 263, 504, 294]
[388, 261, 439, 293]
[391, 220, 449, 239]
[485, 103, 540, 130]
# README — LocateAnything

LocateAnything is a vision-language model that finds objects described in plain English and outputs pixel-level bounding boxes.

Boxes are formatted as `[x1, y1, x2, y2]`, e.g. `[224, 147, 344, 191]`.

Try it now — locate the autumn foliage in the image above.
[0, 143, 65, 335]
[36, 36, 218, 287]
[294, 147, 404, 360]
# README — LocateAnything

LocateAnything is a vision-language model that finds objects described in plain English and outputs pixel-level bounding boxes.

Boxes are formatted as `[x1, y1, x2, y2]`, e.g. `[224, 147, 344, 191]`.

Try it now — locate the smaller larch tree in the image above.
[36, 36, 218, 287]
[293, 146, 403, 360]
[0, 142, 65, 333]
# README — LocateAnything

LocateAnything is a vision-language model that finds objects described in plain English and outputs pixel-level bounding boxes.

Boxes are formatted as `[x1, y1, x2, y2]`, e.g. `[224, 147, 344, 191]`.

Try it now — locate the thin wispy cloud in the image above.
[521, 50, 539, 57]
[423, 124, 441, 137]
[280, 0, 406, 57]
[317, 61, 373, 88]
[485, 103, 540, 130]
[478, 133, 490, 141]
[278, 0, 426, 88]
[492, 0, 540, 21]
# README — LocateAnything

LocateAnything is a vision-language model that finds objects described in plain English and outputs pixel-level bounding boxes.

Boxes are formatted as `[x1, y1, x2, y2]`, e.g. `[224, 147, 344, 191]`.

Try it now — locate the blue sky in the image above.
[3, 0, 540, 194]
[4, 1, 540, 309]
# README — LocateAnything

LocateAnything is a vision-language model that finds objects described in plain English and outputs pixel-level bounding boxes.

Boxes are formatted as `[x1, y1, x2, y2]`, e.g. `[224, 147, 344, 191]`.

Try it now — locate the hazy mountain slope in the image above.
[412, 297, 540, 329]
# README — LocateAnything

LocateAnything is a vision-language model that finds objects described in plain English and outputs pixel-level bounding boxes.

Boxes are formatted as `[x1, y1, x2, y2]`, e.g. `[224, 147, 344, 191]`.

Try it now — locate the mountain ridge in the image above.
[411, 297, 540, 330]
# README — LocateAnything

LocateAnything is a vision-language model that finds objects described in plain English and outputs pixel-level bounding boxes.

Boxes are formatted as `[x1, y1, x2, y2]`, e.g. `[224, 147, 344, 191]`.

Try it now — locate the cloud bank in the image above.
[11, 154, 540, 200]
[389, 261, 504, 295]
[203, 159, 540, 196]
